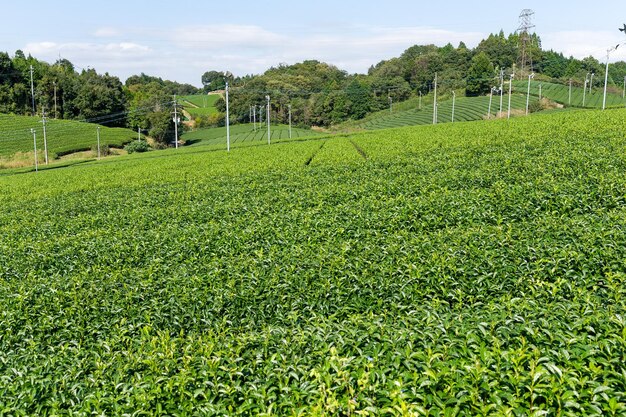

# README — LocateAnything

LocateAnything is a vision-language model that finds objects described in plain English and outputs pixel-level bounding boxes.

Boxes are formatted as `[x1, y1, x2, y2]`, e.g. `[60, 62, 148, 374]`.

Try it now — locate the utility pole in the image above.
[488, 87, 495, 119]
[253, 105, 257, 131]
[266, 95, 271, 145]
[569, 79, 572, 105]
[451, 91, 456, 123]
[288, 104, 292, 139]
[590, 73, 595, 95]
[508, 73, 514, 119]
[30, 65, 36, 115]
[41, 109, 49, 164]
[603, 44, 620, 110]
[499, 69, 504, 117]
[583, 74, 589, 107]
[172, 95, 180, 149]
[526, 73, 535, 115]
[96, 126, 101, 160]
[433, 73, 438, 125]
[31, 129, 38, 172]
[53, 81, 58, 119]
[225, 83, 230, 152]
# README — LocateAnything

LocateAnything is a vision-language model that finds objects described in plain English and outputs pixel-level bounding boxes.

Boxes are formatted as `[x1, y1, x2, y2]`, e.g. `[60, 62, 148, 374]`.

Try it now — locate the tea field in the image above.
[343, 93, 535, 131]
[0, 114, 137, 159]
[180, 94, 221, 118]
[182, 123, 325, 148]
[512, 80, 626, 109]
[2, 109, 626, 415]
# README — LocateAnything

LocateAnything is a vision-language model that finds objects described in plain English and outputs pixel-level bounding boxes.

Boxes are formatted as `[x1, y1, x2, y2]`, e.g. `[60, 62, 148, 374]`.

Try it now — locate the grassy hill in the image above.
[0, 114, 137, 162]
[180, 94, 221, 118]
[3, 109, 626, 414]
[512, 80, 626, 108]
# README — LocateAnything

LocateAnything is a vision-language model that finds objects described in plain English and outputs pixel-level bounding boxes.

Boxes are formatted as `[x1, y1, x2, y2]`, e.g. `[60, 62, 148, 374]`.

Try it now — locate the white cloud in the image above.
[542, 31, 626, 62]
[18, 24, 626, 87]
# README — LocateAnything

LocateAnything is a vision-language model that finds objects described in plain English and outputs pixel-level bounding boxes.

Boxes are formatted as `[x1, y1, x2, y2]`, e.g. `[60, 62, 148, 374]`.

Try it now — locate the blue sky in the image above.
[1, 0, 625, 86]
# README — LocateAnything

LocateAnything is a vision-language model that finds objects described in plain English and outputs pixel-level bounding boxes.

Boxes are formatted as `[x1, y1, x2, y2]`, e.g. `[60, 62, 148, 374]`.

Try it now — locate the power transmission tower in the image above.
[517, 9, 536, 76]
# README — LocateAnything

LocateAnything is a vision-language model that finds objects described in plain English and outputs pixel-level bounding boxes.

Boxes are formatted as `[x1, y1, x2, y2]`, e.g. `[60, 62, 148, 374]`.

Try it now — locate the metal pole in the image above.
[526, 73, 534, 115]
[499, 70, 504, 117]
[173, 95, 179, 149]
[590, 73, 595, 94]
[451, 91, 456, 123]
[488, 88, 494, 119]
[288, 104, 292, 139]
[569, 79, 572, 105]
[53, 82, 57, 119]
[30, 65, 35, 115]
[508, 74, 514, 119]
[419, 91, 422, 110]
[31, 129, 38, 172]
[583, 77, 588, 107]
[253, 105, 257, 131]
[266, 95, 271, 145]
[389, 93, 392, 113]
[433, 73, 437, 125]
[225, 83, 230, 152]
[138, 127, 141, 142]
[97, 126, 101, 160]
[41, 109, 49, 164]
[603, 45, 619, 110]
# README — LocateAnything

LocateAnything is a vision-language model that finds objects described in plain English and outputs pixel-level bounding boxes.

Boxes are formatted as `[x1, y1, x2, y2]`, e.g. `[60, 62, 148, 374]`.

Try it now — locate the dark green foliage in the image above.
[466, 52, 495, 96]
[124, 140, 150, 153]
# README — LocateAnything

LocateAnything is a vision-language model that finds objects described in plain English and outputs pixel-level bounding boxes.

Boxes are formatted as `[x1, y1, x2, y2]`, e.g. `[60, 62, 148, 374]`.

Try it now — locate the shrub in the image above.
[124, 140, 150, 154]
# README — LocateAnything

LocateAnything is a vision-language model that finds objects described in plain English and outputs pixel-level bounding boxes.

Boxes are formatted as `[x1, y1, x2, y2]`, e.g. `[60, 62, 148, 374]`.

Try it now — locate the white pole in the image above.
[288, 104, 292, 139]
[389, 93, 393, 113]
[488, 88, 494, 119]
[583, 77, 588, 107]
[508, 74, 514, 119]
[539, 84, 542, 100]
[97, 126, 101, 160]
[451, 91, 456, 123]
[53, 82, 57, 119]
[225, 82, 230, 152]
[253, 105, 257, 131]
[41, 109, 49, 164]
[433, 73, 438, 125]
[603, 45, 619, 110]
[173, 95, 179, 149]
[138, 127, 141, 142]
[590, 73, 595, 94]
[499, 69, 504, 117]
[266, 95, 271, 145]
[569, 79, 572, 105]
[623, 76, 626, 99]
[31, 129, 38, 172]
[526, 73, 534, 115]
[419, 91, 422, 110]
[30, 65, 35, 115]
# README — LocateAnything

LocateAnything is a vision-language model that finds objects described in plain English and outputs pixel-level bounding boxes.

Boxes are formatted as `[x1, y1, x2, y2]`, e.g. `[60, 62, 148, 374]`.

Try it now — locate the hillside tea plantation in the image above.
[2, 109, 626, 415]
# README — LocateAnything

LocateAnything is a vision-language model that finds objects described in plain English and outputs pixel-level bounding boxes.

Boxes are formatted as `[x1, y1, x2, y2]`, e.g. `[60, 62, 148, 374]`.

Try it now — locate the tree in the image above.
[466, 52, 495, 96]
[201, 71, 232, 92]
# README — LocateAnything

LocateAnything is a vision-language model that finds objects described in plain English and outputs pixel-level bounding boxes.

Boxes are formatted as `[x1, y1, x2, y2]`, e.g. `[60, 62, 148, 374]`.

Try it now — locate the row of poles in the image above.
[23, 53, 626, 171]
